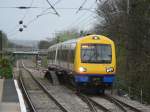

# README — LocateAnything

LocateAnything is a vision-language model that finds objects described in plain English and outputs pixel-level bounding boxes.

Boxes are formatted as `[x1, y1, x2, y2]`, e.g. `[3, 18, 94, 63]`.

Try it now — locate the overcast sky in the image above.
[0, 0, 98, 40]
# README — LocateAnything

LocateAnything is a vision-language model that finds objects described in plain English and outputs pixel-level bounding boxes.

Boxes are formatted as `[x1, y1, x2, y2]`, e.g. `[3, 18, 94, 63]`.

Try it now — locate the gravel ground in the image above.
[22, 59, 150, 112]
[26, 67, 94, 112]
[21, 68, 63, 112]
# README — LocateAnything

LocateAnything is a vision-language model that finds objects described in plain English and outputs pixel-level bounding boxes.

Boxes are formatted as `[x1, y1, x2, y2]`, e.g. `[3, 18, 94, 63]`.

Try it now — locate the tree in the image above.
[94, 0, 150, 102]
[0, 58, 12, 79]
[0, 31, 8, 50]
[55, 29, 80, 42]
[38, 40, 51, 49]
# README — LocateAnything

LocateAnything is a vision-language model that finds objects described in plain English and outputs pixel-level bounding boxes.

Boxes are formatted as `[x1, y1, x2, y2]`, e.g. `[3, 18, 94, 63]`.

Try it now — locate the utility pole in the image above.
[0, 31, 2, 59]
[127, 0, 130, 14]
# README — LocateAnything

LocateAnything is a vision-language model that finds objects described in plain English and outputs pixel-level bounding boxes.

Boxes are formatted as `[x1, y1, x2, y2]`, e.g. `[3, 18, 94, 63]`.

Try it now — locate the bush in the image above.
[0, 58, 13, 79]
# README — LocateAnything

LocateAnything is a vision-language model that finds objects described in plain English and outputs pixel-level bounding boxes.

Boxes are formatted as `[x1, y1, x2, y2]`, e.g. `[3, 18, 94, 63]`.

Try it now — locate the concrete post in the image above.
[140, 89, 143, 104]
[0, 31, 2, 59]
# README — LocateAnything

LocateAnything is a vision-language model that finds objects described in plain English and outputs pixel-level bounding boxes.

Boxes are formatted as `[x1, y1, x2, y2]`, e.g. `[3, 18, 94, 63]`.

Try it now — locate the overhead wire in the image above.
[75, 15, 95, 31]
[53, 0, 62, 6]
[7, 0, 97, 38]
[80, 17, 97, 30]
[0, 6, 96, 10]
[76, 0, 88, 14]
[7, 31, 19, 38]
[21, 0, 34, 20]
[71, 13, 93, 29]
[7, 0, 61, 38]
[64, 1, 96, 30]
[25, 0, 62, 27]
[45, 0, 60, 16]
[7, 0, 35, 37]
[73, 1, 97, 31]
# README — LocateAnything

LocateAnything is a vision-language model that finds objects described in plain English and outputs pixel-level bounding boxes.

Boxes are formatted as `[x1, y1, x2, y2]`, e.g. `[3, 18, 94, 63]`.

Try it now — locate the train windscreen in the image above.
[81, 44, 112, 63]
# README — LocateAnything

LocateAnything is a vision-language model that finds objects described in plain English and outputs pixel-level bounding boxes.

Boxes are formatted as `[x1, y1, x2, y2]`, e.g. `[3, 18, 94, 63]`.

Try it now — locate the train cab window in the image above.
[81, 44, 112, 63]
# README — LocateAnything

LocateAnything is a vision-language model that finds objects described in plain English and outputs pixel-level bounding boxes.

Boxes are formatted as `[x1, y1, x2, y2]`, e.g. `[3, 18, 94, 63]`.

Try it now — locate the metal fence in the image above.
[116, 86, 150, 104]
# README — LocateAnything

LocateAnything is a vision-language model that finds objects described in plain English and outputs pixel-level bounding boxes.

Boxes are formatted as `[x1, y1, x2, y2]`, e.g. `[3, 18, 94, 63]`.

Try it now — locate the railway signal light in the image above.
[19, 20, 23, 24]
[23, 25, 27, 28]
[19, 28, 23, 32]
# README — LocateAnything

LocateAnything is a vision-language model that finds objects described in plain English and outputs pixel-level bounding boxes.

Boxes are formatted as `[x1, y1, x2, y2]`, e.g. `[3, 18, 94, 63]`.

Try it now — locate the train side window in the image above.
[58, 46, 62, 61]
[58, 49, 60, 60]
[52, 50, 55, 60]
[60, 46, 63, 61]
[62, 49, 64, 61]
[61, 49, 68, 62]
[66, 49, 69, 62]
[70, 49, 75, 63]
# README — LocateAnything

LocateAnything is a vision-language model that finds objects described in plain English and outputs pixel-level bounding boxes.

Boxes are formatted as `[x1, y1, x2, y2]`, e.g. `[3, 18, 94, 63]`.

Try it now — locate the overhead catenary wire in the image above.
[46, 0, 60, 16]
[25, 0, 63, 27]
[64, 1, 96, 30]
[77, 15, 96, 31]
[0, 6, 97, 10]
[72, 13, 94, 28]
[53, 0, 62, 6]
[7, 0, 61, 37]
[81, 19, 96, 31]
[6, 0, 97, 39]
[21, 0, 35, 20]
[7, 31, 19, 38]
[76, 0, 88, 14]
[7, 0, 35, 37]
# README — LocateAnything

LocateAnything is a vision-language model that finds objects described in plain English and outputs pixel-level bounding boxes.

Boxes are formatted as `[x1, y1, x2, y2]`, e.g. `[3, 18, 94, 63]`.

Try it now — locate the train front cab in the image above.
[74, 35, 116, 91]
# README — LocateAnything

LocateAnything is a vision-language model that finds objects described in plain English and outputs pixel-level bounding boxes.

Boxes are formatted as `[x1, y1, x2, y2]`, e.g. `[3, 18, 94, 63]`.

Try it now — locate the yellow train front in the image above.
[47, 35, 116, 92]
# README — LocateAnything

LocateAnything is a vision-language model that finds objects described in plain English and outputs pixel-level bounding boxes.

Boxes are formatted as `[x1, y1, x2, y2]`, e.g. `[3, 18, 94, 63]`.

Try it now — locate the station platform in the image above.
[0, 79, 26, 112]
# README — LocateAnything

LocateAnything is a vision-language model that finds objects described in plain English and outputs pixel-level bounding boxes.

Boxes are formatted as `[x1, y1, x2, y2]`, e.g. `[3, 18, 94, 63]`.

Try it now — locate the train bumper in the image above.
[74, 74, 115, 85]
[75, 76, 89, 82]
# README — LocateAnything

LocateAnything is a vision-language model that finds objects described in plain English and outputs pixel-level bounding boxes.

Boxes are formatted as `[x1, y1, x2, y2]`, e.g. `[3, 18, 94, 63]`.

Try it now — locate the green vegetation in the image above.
[38, 29, 81, 49]
[0, 30, 13, 79]
[0, 58, 13, 79]
[93, 0, 150, 103]
[55, 29, 79, 42]
[41, 56, 48, 68]
[38, 40, 52, 49]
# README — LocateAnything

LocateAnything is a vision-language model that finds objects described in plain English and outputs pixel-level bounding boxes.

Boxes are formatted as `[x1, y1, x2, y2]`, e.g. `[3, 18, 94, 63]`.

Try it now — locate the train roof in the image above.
[48, 35, 113, 50]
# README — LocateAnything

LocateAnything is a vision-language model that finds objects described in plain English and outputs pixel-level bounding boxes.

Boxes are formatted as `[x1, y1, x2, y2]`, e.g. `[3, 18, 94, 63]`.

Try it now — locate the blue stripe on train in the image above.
[75, 74, 115, 83]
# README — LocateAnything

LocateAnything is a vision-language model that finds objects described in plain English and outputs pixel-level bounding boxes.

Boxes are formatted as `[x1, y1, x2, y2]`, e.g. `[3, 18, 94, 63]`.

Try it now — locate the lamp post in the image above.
[0, 31, 2, 59]
[127, 0, 130, 14]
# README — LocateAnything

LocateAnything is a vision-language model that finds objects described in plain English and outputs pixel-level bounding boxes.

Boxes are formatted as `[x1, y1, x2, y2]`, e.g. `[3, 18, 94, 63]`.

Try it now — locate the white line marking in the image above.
[14, 80, 27, 112]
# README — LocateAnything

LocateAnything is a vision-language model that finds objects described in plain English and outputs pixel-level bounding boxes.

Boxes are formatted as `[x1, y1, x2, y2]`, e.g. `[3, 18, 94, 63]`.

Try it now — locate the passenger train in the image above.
[47, 35, 116, 92]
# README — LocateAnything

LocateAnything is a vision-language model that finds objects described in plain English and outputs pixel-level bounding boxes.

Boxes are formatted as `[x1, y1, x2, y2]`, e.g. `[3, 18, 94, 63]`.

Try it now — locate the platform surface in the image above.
[0, 79, 21, 112]
[2, 79, 19, 102]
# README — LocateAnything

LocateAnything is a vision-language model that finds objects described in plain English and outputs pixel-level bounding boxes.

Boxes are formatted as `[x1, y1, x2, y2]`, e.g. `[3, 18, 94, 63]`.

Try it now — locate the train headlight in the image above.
[92, 36, 100, 40]
[79, 67, 87, 72]
[106, 67, 114, 72]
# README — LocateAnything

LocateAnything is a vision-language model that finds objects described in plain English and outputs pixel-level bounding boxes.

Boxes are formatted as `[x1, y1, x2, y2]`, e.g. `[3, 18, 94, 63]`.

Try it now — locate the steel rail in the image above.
[22, 63, 69, 112]
[19, 71, 37, 112]
[107, 95, 142, 112]
[78, 94, 98, 112]
[88, 97, 111, 112]
[105, 95, 127, 112]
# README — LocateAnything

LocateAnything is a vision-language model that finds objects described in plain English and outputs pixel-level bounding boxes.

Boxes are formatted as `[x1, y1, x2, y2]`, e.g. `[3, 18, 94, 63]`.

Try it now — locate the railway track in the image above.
[85, 95, 143, 112]
[21, 60, 146, 112]
[105, 95, 143, 112]
[21, 61, 94, 112]
[19, 62, 67, 112]
[78, 94, 105, 112]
